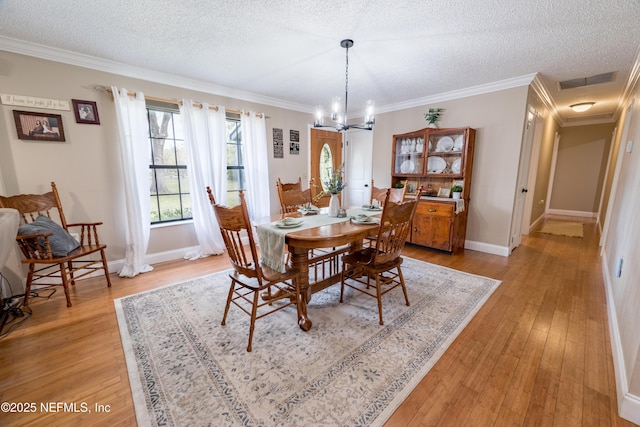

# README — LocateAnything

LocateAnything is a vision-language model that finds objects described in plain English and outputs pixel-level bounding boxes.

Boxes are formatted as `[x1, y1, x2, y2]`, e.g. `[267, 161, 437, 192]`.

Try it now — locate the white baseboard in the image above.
[464, 240, 510, 257]
[546, 208, 597, 218]
[601, 248, 640, 425]
[107, 245, 203, 275]
[528, 214, 545, 234]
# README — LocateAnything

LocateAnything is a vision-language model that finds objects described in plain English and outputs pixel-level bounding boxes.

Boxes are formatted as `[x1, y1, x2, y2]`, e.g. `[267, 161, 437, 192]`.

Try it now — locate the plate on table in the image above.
[362, 205, 383, 211]
[351, 216, 380, 225]
[452, 158, 461, 174]
[298, 206, 319, 215]
[436, 136, 454, 152]
[400, 159, 415, 173]
[275, 218, 304, 228]
[453, 135, 464, 151]
[427, 156, 446, 174]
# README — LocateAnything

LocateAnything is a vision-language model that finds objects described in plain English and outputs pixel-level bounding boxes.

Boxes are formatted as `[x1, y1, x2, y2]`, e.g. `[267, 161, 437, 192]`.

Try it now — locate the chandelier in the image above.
[314, 39, 375, 131]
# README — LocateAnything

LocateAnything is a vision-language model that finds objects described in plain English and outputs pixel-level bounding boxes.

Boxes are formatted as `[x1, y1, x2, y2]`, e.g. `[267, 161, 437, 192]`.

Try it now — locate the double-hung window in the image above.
[146, 105, 246, 223]
[225, 114, 245, 207]
[147, 102, 191, 224]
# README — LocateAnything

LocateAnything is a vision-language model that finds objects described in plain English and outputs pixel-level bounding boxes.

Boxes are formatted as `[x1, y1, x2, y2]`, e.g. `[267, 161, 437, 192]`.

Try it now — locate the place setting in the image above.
[274, 217, 304, 228]
[350, 213, 380, 225]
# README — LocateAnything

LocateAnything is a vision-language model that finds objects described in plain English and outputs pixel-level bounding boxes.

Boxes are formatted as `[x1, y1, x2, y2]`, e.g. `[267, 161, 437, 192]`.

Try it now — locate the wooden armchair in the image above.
[340, 188, 420, 325]
[209, 188, 300, 352]
[371, 179, 407, 206]
[276, 178, 312, 214]
[0, 182, 111, 307]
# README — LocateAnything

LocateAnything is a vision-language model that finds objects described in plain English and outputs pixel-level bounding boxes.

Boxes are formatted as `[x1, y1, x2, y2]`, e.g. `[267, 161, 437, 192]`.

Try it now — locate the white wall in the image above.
[373, 86, 529, 253]
[601, 93, 640, 423]
[0, 50, 311, 264]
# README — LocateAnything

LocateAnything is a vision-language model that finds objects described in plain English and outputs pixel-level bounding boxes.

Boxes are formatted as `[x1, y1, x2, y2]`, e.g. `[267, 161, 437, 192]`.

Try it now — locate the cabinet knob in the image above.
[428, 208, 436, 212]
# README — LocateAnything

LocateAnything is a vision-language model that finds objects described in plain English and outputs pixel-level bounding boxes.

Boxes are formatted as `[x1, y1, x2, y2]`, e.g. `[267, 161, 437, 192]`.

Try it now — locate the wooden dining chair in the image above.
[209, 188, 300, 352]
[0, 182, 111, 307]
[276, 178, 312, 213]
[370, 179, 407, 206]
[340, 188, 421, 325]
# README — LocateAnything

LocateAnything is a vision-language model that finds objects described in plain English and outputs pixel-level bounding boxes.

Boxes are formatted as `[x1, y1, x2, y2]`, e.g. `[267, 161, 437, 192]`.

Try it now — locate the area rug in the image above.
[115, 257, 501, 427]
[538, 220, 584, 238]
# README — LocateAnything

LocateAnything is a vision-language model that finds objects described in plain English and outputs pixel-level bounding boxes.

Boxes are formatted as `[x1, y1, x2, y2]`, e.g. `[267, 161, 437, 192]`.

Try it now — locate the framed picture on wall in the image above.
[12, 110, 66, 142]
[437, 187, 451, 198]
[72, 99, 100, 124]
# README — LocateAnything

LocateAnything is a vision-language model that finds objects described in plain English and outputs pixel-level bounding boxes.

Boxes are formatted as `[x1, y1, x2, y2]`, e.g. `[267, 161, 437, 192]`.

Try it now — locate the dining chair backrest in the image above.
[211, 190, 262, 282]
[372, 187, 421, 265]
[277, 178, 312, 213]
[370, 179, 407, 206]
[277, 177, 302, 192]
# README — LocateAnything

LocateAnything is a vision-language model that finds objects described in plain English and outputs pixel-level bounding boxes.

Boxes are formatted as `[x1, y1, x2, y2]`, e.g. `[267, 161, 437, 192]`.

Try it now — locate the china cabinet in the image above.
[391, 126, 476, 253]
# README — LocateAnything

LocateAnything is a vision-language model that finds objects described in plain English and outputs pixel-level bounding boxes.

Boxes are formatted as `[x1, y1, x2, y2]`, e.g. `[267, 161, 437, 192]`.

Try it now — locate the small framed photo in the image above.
[405, 180, 418, 195]
[437, 187, 451, 198]
[13, 110, 66, 142]
[72, 99, 100, 124]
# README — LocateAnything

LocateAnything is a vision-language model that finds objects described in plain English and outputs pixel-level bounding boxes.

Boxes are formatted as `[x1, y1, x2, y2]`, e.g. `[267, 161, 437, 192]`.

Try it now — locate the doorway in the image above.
[310, 128, 342, 207]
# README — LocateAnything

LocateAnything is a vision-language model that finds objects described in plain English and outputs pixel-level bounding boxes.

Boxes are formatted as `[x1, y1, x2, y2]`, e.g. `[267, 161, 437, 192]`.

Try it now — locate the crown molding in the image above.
[0, 35, 313, 114]
[376, 73, 538, 114]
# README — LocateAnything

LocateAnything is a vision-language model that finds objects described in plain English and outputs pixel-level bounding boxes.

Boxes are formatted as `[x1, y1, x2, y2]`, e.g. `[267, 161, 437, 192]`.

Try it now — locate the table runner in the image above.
[255, 207, 376, 272]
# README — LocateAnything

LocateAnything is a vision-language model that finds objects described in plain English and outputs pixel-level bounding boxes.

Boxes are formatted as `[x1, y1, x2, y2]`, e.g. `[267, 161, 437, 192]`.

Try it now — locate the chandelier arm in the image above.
[313, 39, 374, 132]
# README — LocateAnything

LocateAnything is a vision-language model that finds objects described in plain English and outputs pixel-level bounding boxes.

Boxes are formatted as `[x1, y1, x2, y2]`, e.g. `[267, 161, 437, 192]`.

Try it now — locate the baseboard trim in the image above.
[546, 208, 597, 218]
[464, 240, 510, 257]
[601, 248, 640, 425]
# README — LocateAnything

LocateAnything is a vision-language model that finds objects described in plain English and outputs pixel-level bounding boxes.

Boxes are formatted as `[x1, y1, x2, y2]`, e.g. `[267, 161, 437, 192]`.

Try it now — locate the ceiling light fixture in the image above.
[570, 102, 595, 112]
[314, 39, 375, 131]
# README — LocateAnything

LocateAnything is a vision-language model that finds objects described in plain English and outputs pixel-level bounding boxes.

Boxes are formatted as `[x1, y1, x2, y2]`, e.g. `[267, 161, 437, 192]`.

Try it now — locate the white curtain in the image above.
[111, 87, 153, 277]
[180, 101, 227, 260]
[240, 111, 271, 220]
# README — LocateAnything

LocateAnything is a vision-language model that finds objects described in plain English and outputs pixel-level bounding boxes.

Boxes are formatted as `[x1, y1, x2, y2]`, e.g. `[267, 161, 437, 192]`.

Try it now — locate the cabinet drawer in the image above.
[416, 201, 454, 217]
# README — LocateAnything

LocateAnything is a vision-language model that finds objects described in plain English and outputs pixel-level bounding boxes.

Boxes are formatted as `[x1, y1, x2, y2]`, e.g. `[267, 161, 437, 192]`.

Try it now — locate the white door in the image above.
[344, 129, 373, 207]
[520, 113, 544, 235]
[510, 106, 537, 251]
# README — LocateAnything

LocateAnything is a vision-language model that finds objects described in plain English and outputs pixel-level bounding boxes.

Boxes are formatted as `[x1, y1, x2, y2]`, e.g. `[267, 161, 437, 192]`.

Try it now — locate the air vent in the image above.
[558, 72, 616, 90]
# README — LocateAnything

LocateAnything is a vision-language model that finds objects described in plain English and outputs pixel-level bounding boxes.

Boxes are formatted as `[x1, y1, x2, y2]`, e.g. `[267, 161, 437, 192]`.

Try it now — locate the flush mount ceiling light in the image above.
[314, 39, 375, 131]
[570, 102, 595, 112]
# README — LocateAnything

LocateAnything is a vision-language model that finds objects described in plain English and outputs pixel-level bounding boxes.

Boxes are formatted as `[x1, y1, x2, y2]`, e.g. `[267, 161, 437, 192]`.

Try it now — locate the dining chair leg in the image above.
[221, 281, 235, 326]
[339, 264, 346, 303]
[397, 266, 410, 306]
[101, 248, 113, 287]
[23, 265, 35, 306]
[60, 263, 72, 307]
[375, 275, 384, 325]
[247, 290, 260, 352]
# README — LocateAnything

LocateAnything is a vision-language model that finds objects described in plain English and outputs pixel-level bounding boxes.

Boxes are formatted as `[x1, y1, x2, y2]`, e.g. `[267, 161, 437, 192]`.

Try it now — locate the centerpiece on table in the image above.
[323, 165, 346, 217]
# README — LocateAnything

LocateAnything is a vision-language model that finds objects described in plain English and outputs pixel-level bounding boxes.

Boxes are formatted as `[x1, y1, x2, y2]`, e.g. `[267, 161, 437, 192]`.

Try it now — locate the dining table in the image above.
[255, 206, 381, 331]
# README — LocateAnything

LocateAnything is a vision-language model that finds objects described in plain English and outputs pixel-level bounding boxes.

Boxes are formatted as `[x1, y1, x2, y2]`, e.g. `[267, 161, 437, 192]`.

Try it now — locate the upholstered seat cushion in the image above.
[18, 215, 80, 257]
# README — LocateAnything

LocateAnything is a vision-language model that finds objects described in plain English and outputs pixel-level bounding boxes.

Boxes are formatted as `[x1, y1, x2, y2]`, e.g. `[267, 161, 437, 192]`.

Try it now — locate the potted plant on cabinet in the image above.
[451, 185, 463, 199]
[424, 108, 444, 128]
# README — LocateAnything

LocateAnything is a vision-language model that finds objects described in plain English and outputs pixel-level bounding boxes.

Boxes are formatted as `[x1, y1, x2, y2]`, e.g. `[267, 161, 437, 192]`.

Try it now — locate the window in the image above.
[226, 115, 245, 206]
[147, 103, 191, 224]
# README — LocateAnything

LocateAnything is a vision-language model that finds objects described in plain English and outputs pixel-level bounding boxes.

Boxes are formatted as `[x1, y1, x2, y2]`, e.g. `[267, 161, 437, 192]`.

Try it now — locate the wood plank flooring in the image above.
[0, 217, 636, 426]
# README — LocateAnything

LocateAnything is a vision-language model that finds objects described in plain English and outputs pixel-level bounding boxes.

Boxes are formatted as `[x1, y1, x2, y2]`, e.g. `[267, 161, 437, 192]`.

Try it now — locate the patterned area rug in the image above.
[115, 257, 501, 426]
[539, 221, 584, 237]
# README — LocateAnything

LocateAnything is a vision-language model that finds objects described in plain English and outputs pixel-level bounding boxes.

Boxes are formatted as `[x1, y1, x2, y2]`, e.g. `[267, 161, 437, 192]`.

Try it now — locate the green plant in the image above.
[451, 185, 463, 193]
[424, 108, 444, 125]
[395, 182, 405, 188]
[322, 165, 346, 195]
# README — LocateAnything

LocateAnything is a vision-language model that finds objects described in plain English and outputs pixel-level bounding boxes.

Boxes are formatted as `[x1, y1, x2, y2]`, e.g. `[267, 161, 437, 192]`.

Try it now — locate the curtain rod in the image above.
[102, 87, 266, 118]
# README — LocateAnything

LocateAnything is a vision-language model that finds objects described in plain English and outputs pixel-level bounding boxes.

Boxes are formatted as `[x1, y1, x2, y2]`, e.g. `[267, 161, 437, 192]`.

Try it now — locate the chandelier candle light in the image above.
[314, 39, 375, 131]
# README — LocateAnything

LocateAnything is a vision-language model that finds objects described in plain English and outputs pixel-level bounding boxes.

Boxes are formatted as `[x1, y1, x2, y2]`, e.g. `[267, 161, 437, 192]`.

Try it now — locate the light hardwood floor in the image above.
[0, 217, 636, 426]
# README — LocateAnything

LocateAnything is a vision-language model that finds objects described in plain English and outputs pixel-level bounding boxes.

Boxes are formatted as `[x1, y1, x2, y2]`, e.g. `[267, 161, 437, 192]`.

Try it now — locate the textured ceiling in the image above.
[1, 0, 640, 124]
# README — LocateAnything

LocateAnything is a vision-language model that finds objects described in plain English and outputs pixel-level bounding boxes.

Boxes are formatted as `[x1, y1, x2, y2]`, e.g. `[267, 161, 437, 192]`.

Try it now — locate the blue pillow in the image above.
[18, 215, 81, 257]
